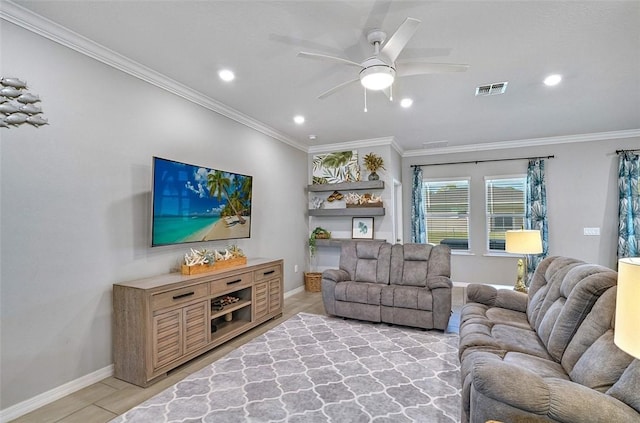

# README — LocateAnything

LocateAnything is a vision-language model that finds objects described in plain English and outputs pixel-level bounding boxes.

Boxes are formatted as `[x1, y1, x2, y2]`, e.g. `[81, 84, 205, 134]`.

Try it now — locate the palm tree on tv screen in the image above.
[207, 170, 246, 224]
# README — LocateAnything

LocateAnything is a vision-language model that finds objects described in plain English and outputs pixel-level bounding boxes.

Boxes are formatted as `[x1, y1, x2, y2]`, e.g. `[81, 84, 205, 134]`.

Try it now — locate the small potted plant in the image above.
[309, 226, 331, 256]
[363, 153, 385, 181]
[306, 227, 330, 292]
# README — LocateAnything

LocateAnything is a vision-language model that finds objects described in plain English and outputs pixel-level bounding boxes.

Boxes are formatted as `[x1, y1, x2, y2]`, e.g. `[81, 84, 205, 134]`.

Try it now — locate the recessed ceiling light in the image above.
[294, 115, 305, 124]
[218, 69, 235, 82]
[544, 74, 562, 86]
[400, 98, 413, 108]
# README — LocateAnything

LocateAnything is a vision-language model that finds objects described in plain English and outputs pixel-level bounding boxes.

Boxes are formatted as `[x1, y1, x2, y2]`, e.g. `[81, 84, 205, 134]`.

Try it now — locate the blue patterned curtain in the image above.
[618, 152, 640, 258]
[525, 159, 548, 284]
[411, 166, 426, 243]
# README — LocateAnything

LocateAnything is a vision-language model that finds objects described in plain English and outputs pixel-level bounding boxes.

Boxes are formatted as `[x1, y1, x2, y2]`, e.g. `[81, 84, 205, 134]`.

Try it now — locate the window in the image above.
[486, 176, 526, 251]
[423, 179, 470, 250]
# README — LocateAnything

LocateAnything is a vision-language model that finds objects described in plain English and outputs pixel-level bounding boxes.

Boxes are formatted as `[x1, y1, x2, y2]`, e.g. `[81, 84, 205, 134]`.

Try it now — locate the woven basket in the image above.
[304, 272, 322, 292]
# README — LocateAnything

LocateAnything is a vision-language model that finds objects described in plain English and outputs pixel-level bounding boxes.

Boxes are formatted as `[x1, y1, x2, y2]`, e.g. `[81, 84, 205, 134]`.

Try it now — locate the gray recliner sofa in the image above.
[321, 241, 452, 331]
[459, 256, 640, 423]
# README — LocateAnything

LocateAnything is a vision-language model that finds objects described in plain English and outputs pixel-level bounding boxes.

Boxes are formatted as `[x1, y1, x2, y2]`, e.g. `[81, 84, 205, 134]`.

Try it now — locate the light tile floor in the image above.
[10, 288, 464, 423]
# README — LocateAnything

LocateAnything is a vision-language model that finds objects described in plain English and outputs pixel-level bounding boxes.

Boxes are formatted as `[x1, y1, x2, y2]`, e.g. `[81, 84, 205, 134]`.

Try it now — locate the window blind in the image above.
[423, 179, 470, 250]
[486, 177, 526, 251]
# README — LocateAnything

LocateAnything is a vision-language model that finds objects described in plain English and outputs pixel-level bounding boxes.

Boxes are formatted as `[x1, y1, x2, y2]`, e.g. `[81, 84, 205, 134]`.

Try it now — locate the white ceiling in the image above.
[5, 0, 640, 152]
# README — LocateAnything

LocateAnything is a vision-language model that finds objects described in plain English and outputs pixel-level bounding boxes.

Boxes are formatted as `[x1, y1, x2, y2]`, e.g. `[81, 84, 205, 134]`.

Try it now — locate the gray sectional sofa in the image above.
[459, 256, 640, 423]
[321, 241, 452, 330]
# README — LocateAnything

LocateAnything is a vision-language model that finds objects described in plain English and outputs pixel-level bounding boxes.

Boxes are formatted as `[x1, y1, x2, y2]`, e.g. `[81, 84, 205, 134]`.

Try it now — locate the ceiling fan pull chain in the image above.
[364, 87, 368, 112]
[389, 85, 393, 101]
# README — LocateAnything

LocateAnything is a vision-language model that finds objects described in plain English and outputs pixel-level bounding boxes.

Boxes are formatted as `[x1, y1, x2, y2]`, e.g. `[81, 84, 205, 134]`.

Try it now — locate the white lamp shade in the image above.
[615, 257, 640, 359]
[360, 66, 395, 91]
[505, 230, 543, 254]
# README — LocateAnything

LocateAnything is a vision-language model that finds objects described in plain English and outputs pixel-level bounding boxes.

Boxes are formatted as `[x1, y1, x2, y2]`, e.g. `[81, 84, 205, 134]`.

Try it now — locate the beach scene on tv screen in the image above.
[152, 158, 252, 246]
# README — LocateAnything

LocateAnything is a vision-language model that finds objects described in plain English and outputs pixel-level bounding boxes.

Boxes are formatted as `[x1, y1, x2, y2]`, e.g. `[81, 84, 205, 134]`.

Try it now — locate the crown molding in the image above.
[308, 136, 402, 155]
[0, 1, 308, 152]
[402, 129, 640, 157]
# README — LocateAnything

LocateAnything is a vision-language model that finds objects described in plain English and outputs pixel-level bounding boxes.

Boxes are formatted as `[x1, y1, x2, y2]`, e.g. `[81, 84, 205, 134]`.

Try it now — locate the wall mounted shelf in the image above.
[308, 180, 384, 192]
[308, 207, 385, 217]
[315, 238, 387, 248]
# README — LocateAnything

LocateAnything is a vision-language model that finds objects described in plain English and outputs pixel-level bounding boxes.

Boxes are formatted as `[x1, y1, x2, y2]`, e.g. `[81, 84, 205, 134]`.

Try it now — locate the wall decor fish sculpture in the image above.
[19, 103, 42, 114]
[16, 93, 40, 104]
[0, 102, 20, 114]
[0, 77, 28, 88]
[1, 78, 47, 129]
[0, 86, 22, 97]
[5, 113, 29, 125]
[26, 115, 48, 126]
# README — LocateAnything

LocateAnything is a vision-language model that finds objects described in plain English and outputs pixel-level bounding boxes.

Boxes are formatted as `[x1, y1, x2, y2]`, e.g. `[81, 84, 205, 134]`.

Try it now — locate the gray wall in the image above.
[402, 138, 640, 285]
[0, 22, 307, 409]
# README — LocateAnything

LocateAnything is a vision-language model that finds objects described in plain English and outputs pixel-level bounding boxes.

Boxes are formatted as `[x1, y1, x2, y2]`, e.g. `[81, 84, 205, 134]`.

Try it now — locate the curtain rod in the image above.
[411, 155, 555, 168]
[616, 149, 640, 154]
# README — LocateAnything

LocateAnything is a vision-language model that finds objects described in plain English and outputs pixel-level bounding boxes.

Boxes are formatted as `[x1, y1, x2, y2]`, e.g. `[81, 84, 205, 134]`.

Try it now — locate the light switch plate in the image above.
[583, 227, 600, 236]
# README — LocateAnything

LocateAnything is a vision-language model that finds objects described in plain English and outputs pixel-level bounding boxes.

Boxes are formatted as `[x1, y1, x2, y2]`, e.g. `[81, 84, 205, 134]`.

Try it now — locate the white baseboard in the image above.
[0, 365, 114, 423]
[284, 285, 305, 298]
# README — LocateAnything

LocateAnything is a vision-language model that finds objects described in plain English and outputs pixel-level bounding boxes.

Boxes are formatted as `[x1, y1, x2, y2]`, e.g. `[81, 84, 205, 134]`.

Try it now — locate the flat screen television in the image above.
[151, 157, 252, 247]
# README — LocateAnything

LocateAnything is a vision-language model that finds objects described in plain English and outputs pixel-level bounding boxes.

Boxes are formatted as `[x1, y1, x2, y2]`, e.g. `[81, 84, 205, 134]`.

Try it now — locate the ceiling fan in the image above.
[298, 17, 469, 104]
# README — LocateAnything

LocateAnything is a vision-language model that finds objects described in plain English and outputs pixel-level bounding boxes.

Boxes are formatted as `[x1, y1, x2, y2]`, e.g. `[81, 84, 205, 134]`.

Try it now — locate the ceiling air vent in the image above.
[475, 81, 508, 96]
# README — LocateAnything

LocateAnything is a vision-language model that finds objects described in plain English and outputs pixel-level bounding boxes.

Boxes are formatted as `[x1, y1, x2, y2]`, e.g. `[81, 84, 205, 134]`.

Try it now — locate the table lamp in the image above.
[505, 229, 543, 293]
[614, 258, 640, 359]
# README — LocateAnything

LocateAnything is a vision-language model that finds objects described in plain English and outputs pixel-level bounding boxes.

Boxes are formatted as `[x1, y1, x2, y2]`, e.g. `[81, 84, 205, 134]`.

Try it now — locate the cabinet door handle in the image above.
[172, 292, 194, 300]
[227, 279, 242, 285]
[263, 270, 275, 276]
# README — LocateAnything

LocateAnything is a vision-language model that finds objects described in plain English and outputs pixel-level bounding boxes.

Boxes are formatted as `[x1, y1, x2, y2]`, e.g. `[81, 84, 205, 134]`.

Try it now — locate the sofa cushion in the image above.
[339, 241, 391, 285]
[607, 360, 640, 414]
[503, 351, 569, 380]
[380, 285, 433, 310]
[529, 260, 618, 362]
[335, 281, 383, 305]
[562, 287, 617, 373]
[570, 330, 634, 392]
[485, 307, 531, 330]
[390, 243, 430, 287]
[389, 243, 451, 287]
[355, 258, 378, 283]
[526, 256, 583, 327]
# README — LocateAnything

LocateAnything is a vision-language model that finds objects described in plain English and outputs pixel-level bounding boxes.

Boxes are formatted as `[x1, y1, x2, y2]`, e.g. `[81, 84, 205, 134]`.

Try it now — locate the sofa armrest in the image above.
[427, 275, 452, 290]
[322, 269, 350, 283]
[467, 284, 528, 312]
[472, 358, 640, 423]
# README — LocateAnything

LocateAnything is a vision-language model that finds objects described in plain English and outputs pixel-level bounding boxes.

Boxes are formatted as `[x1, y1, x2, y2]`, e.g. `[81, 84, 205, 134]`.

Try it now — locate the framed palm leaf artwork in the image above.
[312, 150, 360, 184]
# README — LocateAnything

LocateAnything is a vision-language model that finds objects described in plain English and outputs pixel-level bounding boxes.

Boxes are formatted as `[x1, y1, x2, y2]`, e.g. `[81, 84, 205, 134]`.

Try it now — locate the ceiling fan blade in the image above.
[379, 17, 421, 63]
[396, 62, 470, 76]
[318, 78, 360, 99]
[297, 52, 363, 68]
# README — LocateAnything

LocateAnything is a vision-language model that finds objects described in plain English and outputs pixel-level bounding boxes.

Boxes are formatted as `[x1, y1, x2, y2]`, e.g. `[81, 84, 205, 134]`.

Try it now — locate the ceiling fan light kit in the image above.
[360, 65, 395, 90]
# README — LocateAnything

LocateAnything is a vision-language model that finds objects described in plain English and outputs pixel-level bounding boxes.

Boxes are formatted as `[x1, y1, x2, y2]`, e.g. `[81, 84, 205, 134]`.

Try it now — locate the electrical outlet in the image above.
[294, 265, 299, 273]
[583, 227, 600, 236]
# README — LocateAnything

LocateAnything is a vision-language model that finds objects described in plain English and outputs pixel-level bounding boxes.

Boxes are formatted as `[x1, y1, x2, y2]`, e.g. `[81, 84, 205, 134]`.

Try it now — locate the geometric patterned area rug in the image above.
[110, 312, 461, 422]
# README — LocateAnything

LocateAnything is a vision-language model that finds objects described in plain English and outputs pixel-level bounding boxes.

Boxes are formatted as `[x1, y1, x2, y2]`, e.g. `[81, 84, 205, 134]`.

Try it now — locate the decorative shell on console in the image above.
[184, 245, 245, 266]
[227, 244, 245, 258]
[184, 248, 214, 266]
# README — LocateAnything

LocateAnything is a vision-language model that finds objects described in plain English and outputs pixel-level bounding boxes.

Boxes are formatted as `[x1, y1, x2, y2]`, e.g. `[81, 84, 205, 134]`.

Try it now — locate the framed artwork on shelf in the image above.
[352, 217, 374, 239]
